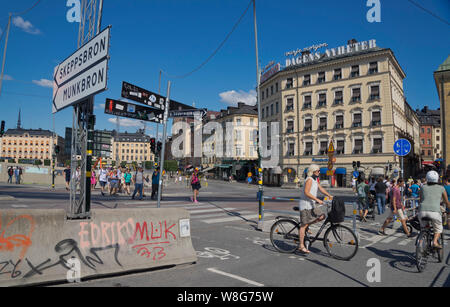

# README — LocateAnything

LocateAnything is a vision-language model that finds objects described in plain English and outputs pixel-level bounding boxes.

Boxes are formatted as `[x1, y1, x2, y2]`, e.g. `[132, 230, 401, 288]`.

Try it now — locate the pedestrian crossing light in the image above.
[150, 138, 156, 154]
[157, 141, 162, 154]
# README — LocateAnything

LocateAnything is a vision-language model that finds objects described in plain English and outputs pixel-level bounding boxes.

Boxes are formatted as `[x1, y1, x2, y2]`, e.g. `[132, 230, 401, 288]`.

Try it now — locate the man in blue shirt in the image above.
[409, 179, 420, 208]
[151, 168, 160, 200]
[444, 176, 450, 198]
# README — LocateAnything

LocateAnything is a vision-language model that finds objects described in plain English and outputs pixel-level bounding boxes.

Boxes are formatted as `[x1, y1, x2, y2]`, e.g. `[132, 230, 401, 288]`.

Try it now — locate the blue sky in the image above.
[0, 0, 449, 138]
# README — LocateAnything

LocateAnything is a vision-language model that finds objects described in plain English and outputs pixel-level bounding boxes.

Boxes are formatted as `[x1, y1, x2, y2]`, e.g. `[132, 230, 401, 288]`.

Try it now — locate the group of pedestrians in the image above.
[7, 166, 23, 184]
[63, 164, 162, 201]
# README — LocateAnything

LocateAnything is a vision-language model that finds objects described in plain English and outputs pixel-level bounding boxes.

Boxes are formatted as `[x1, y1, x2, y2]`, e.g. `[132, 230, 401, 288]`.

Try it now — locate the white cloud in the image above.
[108, 117, 145, 128]
[95, 103, 105, 110]
[13, 16, 41, 35]
[32, 79, 53, 88]
[219, 89, 257, 106]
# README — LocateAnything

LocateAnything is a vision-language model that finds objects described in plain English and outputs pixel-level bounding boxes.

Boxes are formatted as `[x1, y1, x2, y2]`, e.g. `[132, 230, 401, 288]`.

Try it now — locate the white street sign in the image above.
[52, 59, 108, 113]
[53, 26, 111, 87]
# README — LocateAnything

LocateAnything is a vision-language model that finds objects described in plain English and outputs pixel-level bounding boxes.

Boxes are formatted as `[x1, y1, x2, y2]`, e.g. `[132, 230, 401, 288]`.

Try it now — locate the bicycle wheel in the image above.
[324, 224, 359, 261]
[416, 232, 429, 272]
[270, 219, 299, 253]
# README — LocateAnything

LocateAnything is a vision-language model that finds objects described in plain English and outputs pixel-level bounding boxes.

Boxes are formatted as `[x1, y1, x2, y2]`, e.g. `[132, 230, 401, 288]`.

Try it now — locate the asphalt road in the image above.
[0, 180, 448, 287]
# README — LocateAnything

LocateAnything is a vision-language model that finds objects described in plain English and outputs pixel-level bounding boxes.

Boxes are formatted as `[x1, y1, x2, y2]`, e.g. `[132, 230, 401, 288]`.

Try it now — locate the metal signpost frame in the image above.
[67, 0, 106, 220]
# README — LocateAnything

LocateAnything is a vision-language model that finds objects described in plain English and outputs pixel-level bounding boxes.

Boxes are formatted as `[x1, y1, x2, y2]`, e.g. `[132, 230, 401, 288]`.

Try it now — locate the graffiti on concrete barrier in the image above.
[78, 218, 135, 249]
[0, 214, 35, 261]
[0, 238, 121, 279]
[128, 220, 177, 261]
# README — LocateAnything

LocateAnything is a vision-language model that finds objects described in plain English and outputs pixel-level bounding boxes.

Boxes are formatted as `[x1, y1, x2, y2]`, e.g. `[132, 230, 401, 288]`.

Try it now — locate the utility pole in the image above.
[157, 81, 171, 208]
[0, 13, 12, 98]
[252, 0, 264, 230]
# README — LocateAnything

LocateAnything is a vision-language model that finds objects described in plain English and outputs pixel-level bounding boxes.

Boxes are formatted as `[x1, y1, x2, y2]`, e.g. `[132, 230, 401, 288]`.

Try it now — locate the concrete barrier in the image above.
[0, 163, 66, 186]
[0, 208, 197, 286]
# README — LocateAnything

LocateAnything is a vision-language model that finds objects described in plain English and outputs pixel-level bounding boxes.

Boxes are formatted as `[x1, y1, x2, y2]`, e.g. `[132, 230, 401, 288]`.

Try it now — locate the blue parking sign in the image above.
[393, 139, 411, 157]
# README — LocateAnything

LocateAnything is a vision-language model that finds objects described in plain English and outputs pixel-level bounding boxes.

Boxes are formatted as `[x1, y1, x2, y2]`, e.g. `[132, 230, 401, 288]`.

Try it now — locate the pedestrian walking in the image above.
[408, 179, 420, 208]
[109, 169, 119, 196]
[151, 168, 160, 200]
[91, 170, 97, 190]
[378, 178, 413, 237]
[375, 177, 387, 215]
[356, 175, 369, 222]
[123, 168, 132, 195]
[98, 165, 109, 196]
[64, 165, 71, 191]
[7, 166, 13, 184]
[132, 167, 146, 200]
[191, 168, 201, 203]
[14, 167, 20, 184]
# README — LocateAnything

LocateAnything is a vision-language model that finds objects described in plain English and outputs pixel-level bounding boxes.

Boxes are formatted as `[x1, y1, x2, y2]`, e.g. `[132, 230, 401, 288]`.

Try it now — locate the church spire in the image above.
[17, 108, 21, 129]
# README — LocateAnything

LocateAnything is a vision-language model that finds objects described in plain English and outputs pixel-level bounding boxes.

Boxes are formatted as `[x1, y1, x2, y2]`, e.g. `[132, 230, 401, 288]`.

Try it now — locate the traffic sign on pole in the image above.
[104, 98, 164, 123]
[121, 81, 166, 110]
[393, 139, 411, 157]
[169, 109, 207, 118]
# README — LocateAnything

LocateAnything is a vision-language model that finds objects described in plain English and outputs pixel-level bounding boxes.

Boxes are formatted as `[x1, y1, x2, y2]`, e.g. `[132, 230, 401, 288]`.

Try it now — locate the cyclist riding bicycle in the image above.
[298, 164, 333, 254]
[418, 171, 450, 249]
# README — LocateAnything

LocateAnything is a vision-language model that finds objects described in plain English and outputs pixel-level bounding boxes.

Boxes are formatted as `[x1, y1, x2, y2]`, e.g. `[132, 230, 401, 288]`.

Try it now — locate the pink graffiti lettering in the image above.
[78, 218, 134, 249]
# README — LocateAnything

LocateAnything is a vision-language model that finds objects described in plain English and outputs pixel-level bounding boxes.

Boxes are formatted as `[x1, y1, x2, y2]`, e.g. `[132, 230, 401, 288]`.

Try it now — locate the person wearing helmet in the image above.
[417, 171, 450, 249]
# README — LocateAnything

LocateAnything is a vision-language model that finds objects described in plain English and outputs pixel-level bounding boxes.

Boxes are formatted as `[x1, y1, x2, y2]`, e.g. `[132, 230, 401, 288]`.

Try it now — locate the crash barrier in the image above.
[257, 194, 359, 238]
[0, 208, 197, 287]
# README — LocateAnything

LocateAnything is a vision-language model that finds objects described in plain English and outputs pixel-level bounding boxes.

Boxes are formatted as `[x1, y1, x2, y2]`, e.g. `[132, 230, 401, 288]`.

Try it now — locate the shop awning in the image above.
[320, 168, 328, 174]
[371, 167, 385, 175]
[217, 164, 232, 168]
[335, 168, 347, 175]
[201, 166, 215, 172]
[422, 161, 434, 165]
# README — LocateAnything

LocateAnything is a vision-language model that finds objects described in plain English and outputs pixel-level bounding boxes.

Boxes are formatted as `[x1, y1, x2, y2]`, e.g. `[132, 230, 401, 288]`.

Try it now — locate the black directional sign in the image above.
[121, 81, 166, 111]
[169, 108, 207, 118]
[104, 98, 164, 124]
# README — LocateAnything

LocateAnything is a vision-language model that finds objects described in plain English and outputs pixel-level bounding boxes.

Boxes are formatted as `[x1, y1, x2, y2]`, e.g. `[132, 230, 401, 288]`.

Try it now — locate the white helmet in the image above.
[426, 170, 439, 183]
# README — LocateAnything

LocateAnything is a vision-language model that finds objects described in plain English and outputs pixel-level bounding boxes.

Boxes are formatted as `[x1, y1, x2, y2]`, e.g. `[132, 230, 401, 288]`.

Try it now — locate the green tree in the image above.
[164, 160, 178, 172]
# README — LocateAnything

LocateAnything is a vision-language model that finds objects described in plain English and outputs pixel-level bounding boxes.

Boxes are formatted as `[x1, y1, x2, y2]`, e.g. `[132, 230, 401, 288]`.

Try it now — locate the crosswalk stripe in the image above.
[191, 211, 254, 220]
[203, 213, 274, 224]
[188, 208, 235, 214]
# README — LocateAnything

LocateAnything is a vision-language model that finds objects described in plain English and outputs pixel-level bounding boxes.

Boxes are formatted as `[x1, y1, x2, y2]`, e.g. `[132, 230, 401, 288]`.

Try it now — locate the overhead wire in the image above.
[11, 0, 43, 17]
[405, 0, 450, 26]
[161, 0, 253, 80]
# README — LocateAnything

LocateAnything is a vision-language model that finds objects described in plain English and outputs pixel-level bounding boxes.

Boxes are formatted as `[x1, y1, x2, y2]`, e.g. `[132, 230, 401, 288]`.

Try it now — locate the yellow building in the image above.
[260, 39, 420, 186]
[112, 131, 155, 164]
[434, 55, 450, 175]
[0, 128, 64, 164]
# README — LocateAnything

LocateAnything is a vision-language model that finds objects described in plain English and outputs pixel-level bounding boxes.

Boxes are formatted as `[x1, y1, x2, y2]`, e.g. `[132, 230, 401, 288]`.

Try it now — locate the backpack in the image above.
[357, 182, 367, 198]
[329, 197, 345, 223]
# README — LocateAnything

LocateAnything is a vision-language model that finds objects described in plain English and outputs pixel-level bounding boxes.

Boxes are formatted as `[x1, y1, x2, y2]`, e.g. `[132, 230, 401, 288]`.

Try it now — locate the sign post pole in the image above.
[157, 81, 171, 209]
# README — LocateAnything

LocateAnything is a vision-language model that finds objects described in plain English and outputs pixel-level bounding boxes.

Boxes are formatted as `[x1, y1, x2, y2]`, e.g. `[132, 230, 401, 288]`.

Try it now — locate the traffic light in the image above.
[389, 163, 392, 171]
[0, 121, 5, 137]
[156, 141, 162, 154]
[54, 145, 60, 154]
[150, 138, 156, 154]
[352, 161, 356, 169]
[357, 161, 361, 168]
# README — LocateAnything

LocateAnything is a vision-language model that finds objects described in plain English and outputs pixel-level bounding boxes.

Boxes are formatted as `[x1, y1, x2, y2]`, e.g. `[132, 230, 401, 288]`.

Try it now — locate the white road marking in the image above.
[191, 211, 254, 220]
[207, 268, 264, 287]
[203, 213, 274, 224]
[188, 208, 235, 214]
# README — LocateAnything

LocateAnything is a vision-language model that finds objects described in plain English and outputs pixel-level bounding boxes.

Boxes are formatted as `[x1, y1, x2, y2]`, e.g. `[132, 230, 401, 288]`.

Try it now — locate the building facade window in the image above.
[318, 117, 327, 131]
[372, 138, 383, 153]
[286, 78, 293, 89]
[369, 85, 380, 100]
[303, 95, 312, 109]
[319, 141, 328, 155]
[303, 75, 311, 86]
[369, 61, 378, 74]
[304, 142, 313, 155]
[334, 90, 343, 105]
[335, 115, 344, 129]
[286, 98, 294, 111]
[336, 140, 345, 155]
[318, 93, 327, 108]
[353, 113, 362, 127]
[334, 68, 342, 80]
[351, 88, 361, 102]
[351, 65, 360, 78]
[354, 139, 363, 154]
[318, 71, 326, 83]
[304, 118, 312, 132]
[371, 111, 381, 126]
